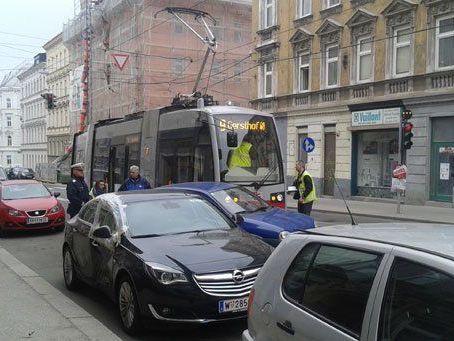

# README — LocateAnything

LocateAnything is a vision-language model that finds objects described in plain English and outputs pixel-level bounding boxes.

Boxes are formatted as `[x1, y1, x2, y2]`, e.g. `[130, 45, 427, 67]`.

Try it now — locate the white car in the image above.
[243, 223, 454, 341]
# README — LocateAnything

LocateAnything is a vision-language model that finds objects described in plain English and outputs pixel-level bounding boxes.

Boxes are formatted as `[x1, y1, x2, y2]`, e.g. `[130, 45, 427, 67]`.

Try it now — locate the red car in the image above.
[0, 180, 65, 236]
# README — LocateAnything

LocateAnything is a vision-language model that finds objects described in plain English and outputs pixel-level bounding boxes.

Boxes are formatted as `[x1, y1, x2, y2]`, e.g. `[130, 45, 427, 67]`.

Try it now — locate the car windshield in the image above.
[125, 197, 233, 237]
[211, 186, 269, 214]
[2, 183, 51, 200]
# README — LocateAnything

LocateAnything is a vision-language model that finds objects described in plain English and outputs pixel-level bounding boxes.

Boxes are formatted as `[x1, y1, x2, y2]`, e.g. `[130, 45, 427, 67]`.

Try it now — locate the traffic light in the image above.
[402, 110, 413, 120]
[403, 122, 414, 150]
[41, 93, 56, 109]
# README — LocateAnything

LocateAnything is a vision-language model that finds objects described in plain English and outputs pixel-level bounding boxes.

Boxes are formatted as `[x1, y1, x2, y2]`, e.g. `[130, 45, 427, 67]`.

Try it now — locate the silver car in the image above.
[243, 223, 454, 341]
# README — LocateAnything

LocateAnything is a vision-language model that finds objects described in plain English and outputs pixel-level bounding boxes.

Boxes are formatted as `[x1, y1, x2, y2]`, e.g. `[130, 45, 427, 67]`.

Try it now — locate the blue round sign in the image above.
[303, 137, 315, 153]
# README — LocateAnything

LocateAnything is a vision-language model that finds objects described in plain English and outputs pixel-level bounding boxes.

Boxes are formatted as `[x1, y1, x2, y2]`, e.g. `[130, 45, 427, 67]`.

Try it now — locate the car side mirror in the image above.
[234, 213, 244, 225]
[53, 192, 61, 198]
[93, 225, 112, 239]
[227, 131, 238, 148]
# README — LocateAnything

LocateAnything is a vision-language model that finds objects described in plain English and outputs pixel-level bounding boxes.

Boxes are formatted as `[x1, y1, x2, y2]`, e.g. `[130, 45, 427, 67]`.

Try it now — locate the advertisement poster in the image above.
[440, 163, 450, 180]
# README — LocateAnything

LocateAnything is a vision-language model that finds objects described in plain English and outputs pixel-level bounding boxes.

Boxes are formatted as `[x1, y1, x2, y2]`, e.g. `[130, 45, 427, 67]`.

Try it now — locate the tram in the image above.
[72, 97, 286, 207]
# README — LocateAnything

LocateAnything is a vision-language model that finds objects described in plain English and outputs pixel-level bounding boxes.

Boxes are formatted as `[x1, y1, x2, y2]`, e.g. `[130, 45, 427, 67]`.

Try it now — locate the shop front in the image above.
[351, 107, 401, 199]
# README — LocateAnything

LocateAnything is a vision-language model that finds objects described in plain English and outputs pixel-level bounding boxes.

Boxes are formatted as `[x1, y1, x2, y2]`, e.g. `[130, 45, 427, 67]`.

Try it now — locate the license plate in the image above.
[27, 217, 48, 224]
[218, 297, 248, 313]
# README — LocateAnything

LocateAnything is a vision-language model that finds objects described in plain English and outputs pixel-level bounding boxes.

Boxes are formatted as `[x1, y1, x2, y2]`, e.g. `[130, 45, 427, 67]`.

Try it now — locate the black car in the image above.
[62, 191, 273, 334]
[8, 167, 35, 180]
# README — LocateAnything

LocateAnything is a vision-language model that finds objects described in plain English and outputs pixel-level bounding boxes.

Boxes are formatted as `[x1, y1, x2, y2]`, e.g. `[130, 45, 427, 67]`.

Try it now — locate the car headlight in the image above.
[145, 262, 188, 285]
[279, 231, 290, 241]
[8, 209, 23, 217]
[49, 205, 61, 214]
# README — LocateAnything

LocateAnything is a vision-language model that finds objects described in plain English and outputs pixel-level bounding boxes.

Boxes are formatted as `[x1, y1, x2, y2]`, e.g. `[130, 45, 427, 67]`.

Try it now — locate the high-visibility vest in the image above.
[298, 170, 317, 203]
[228, 142, 252, 169]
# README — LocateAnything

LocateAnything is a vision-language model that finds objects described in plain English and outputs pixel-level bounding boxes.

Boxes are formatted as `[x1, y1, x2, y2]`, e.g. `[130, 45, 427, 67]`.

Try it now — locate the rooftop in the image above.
[307, 223, 454, 260]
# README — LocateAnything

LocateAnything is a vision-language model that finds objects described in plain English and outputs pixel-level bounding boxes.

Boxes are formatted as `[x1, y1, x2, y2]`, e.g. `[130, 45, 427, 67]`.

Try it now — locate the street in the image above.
[0, 184, 397, 341]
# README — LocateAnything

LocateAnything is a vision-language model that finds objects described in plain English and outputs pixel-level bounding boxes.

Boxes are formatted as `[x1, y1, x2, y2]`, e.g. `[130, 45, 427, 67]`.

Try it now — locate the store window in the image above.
[356, 130, 399, 198]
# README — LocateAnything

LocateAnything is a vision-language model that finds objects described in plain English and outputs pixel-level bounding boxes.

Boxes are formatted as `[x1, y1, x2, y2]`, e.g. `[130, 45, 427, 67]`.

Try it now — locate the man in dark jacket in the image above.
[67, 163, 90, 218]
[118, 165, 151, 191]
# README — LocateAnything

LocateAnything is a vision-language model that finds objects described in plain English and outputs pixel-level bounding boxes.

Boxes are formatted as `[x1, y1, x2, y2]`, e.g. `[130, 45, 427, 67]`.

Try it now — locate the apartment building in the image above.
[252, 0, 454, 204]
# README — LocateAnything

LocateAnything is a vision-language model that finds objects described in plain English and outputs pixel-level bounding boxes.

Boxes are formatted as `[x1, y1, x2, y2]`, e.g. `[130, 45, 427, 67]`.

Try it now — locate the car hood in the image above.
[2, 197, 58, 211]
[244, 207, 315, 231]
[128, 228, 273, 274]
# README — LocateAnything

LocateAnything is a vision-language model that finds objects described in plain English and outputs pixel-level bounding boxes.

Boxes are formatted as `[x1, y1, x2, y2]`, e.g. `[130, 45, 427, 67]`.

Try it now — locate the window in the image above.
[156, 111, 214, 186]
[79, 201, 98, 224]
[98, 207, 117, 231]
[6, 155, 11, 166]
[172, 59, 184, 75]
[262, 0, 276, 29]
[327, 0, 340, 8]
[298, 0, 311, 18]
[326, 45, 339, 87]
[234, 22, 242, 43]
[6, 98, 11, 108]
[7, 136, 12, 146]
[263, 62, 274, 97]
[436, 15, 454, 69]
[6, 116, 11, 127]
[298, 53, 310, 92]
[357, 37, 372, 82]
[282, 244, 382, 336]
[393, 26, 411, 76]
[234, 64, 242, 81]
[379, 258, 454, 340]
[173, 20, 183, 34]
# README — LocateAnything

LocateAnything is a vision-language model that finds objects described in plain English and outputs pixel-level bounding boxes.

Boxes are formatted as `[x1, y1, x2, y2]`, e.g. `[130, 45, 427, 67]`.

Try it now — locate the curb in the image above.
[288, 204, 453, 225]
[0, 246, 121, 341]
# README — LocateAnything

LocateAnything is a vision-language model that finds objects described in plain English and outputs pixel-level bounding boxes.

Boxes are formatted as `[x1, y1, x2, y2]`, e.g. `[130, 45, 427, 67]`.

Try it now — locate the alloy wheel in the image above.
[119, 281, 136, 329]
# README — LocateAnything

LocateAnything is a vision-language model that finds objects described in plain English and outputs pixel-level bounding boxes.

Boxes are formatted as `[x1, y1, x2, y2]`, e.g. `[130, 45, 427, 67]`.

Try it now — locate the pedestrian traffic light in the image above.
[402, 110, 412, 120]
[403, 122, 414, 150]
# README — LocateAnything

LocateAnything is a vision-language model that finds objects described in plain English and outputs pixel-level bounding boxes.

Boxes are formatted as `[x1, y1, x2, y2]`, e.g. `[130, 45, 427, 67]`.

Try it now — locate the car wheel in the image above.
[63, 247, 80, 290]
[118, 276, 142, 335]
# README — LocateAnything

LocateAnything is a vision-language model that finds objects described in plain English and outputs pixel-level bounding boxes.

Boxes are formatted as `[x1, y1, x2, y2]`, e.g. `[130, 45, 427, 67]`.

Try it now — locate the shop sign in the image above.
[440, 163, 450, 180]
[352, 107, 401, 127]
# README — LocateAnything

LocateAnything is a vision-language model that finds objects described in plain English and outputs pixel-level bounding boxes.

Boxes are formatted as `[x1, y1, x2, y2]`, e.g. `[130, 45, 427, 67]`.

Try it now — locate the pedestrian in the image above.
[118, 165, 151, 191]
[294, 161, 317, 216]
[89, 179, 107, 198]
[67, 163, 90, 218]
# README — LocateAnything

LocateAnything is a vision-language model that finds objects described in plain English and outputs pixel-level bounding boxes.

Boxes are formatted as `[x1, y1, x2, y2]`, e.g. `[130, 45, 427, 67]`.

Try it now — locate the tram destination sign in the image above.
[352, 107, 401, 127]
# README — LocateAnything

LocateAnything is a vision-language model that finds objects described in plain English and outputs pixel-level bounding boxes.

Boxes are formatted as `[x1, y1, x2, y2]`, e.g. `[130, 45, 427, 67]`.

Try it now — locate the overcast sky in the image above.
[0, 0, 74, 80]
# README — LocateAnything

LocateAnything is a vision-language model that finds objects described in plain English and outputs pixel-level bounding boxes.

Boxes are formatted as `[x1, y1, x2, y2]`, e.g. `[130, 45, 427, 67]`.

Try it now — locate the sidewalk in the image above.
[287, 196, 454, 224]
[0, 246, 121, 341]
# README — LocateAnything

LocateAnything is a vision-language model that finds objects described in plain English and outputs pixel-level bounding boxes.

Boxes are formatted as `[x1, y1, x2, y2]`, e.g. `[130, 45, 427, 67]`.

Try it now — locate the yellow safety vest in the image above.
[228, 142, 252, 169]
[298, 170, 317, 203]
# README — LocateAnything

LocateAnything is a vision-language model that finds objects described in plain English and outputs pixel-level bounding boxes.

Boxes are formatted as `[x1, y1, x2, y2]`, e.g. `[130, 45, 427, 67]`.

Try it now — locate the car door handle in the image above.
[277, 320, 295, 335]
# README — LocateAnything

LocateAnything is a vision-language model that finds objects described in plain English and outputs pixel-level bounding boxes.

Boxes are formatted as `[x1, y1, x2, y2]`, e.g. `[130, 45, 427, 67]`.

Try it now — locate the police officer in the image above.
[67, 163, 90, 218]
[118, 165, 151, 191]
[295, 161, 317, 216]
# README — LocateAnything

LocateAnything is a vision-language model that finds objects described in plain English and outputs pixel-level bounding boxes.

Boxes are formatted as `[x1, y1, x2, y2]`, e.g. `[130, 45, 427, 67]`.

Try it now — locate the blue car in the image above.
[155, 182, 315, 246]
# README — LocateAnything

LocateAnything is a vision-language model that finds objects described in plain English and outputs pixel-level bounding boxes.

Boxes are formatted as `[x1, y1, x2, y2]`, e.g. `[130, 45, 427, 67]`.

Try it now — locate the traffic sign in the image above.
[302, 137, 315, 153]
[111, 53, 129, 71]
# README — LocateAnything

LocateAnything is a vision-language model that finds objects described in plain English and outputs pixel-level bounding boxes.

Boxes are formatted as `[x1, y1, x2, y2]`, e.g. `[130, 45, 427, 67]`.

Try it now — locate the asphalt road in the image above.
[0, 183, 395, 341]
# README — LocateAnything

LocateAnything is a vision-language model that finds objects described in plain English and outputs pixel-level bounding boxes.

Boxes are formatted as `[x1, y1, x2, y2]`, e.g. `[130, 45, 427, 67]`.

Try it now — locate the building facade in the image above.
[43, 33, 71, 164]
[63, 0, 253, 124]
[252, 0, 454, 205]
[18, 53, 48, 170]
[0, 66, 27, 167]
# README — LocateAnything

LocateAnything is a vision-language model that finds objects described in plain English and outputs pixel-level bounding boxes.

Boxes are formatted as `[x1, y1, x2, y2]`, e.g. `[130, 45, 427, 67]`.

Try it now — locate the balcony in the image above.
[293, 94, 309, 106]
[387, 78, 411, 94]
[430, 71, 454, 89]
[320, 90, 338, 103]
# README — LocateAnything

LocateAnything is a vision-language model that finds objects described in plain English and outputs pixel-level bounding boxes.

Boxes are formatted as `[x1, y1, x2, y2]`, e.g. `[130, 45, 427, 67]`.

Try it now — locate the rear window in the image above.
[125, 197, 233, 237]
[2, 183, 50, 200]
[282, 243, 382, 337]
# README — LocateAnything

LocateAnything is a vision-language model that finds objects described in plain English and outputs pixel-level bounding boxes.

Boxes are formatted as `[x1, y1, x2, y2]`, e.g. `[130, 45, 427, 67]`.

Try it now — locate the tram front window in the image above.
[216, 114, 283, 185]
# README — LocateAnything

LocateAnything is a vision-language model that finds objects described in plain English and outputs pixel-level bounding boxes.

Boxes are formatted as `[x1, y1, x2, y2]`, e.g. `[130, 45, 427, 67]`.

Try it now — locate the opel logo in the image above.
[35, 211, 39, 215]
[232, 270, 245, 284]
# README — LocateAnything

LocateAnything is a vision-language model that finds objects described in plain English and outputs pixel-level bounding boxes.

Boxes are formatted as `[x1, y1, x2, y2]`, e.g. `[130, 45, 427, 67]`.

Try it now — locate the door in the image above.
[324, 127, 336, 196]
[271, 243, 383, 341]
[108, 145, 126, 192]
[90, 205, 117, 290]
[431, 142, 454, 202]
[71, 201, 98, 280]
